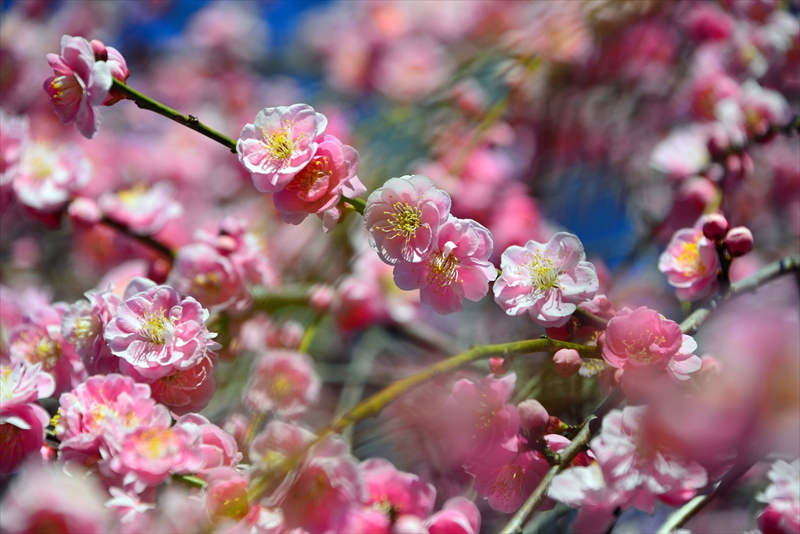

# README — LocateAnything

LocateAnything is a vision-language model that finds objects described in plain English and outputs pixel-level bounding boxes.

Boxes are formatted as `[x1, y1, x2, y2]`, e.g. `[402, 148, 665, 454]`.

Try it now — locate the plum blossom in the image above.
[88, 39, 129, 105]
[0, 403, 49, 474]
[493, 232, 599, 328]
[0, 109, 28, 187]
[12, 140, 91, 214]
[649, 125, 712, 180]
[174, 413, 241, 477]
[62, 286, 121, 375]
[549, 463, 628, 534]
[104, 285, 220, 380]
[591, 406, 708, 513]
[129, 353, 217, 416]
[243, 350, 321, 419]
[273, 134, 366, 232]
[757, 459, 800, 534]
[43, 35, 112, 139]
[98, 182, 184, 236]
[658, 224, 720, 301]
[0, 463, 111, 533]
[394, 216, 497, 314]
[467, 445, 551, 513]
[0, 362, 55, 412]
[364, 174, 452, 264]
[361, 458, 436, 520]
[372, 36, 454, 102]
[602, 307, 701, 396]
[237, 104, 328, 193]
[166, 243, 248, 312]
[426, 497, 481, 534]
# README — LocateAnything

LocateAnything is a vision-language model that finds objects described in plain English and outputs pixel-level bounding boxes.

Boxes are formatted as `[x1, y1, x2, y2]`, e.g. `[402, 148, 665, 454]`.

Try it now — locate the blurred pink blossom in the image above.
[0, 402, 49, 474]
[12, 140, 91, 214]
[426, 497, 481, 534]
[361, 457, 436, 520]
[757, 458, 800, 534]
[243, 350, 321, 419]
[372, 36, 453, 102]
[658, 224, 720, 301]
[98, 182, 184, 236]
[0, 109, 28, 186]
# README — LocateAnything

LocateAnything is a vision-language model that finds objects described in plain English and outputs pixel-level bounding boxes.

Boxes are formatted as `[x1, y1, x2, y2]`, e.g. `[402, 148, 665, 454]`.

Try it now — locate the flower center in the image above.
[49, 75, 83, 107]
[117, 184, 148, 207]
[286, 157, 330, 196]
[0, 366, 12, 402]
[529, 251, 560, 290]
[622, 330, 666, 364]
[24, 146, 55, 181]
[427, 244, 460, 288]
[30, 335, 61, 370]
[261, 120, 301, 161]
[135, 428, 177, 460]
[380, 202, 422, 239]
[676, 238, 706, 277]
[268, 375, 294, 401]
[140, 310, 172, 345]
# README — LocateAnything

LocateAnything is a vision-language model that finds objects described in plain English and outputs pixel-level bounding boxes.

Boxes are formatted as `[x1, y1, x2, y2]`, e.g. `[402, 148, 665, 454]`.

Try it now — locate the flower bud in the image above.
[518, 400, 549, 432]
[553, 348, 582, 378]
[89, 39, 108, 62]
[701, 213, 729, 241]
[67, 197, 101, 226]
[308, 284, 335, 313]
[489, 356, 512, 375]
[725, 226, 754, 257]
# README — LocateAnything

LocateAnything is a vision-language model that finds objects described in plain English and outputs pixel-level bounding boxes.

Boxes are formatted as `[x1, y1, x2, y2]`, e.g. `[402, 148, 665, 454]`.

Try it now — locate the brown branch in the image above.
[99, 215, 175, 261]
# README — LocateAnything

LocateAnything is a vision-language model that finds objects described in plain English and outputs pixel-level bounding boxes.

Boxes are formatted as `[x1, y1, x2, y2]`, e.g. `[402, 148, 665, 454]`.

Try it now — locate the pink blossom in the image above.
[105, 487, 155, 525]
[0, 109, 28, 186]
[243, 350, 321, 419]
[467, 445, 552, 513]
[658, 225, 720, 301]
[173, 414, 241, 476]
[372, 36, 453, 102]
[364, 174, 452, 264]
[167, 243, 248, 311]
[0, 362, 55, 412]
[425, 497, 481, 534]
[493, 232, 599, 328]
[98, 182, 184, 236]
[591, 406, 708, 513]
[55, 374, 170, 465]
[131, 353, 217, 416]
[12, 140, 91, 214]
[553, 348, 582, 377]
[104, 285, 220, 380]
[8, 303, 85, 394]
[43, 35, 112, 139]
[342, 507, 391, 534]
[206, 470, 251, 523]
[273, 134, 366, 232]
[725, 226, 754, 257]
[394, 216, 497, 314]
[649, 125, 711, 180]
[0, 403, 49, 474]
[548, 463, 628, 534]
[518, 399, 549, 434]
[683, 2, 735, 42]
[62, 287, 121, 375]
[88, 39, 129, 105]
[237, 104, 328, 193]
[689, 71, 741, 121]
[273, 435, 365, 532]
[0, 463, 111, 533]
[249, 420, 316, 478]
[740, 79, 792, 137]
[361, 458, 436, 519]
[445, 373, 520, 464]
[757, 459, 800, 534]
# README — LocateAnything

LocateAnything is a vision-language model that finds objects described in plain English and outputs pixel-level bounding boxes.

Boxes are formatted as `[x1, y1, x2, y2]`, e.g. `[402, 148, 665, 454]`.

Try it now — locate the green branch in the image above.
[112, 79, 238, 153]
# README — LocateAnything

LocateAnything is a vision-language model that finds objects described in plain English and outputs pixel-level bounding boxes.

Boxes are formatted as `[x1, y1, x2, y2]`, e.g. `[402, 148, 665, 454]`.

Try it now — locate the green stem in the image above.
[112, 79, 237, 153]
[342, 195, 366, 215]
[173, 474, 207, 489]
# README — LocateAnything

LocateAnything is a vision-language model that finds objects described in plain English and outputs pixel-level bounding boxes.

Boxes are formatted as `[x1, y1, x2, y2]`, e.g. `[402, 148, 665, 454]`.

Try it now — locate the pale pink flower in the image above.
[62, 286, 121, 375]
[591, 407, 708, 513]
[273, 435, 365, 532]
[273, 134, 366, 232]
[106, 487, 155, 525]
[43, 35, 112, 139]
[98, 182, 184, 236]
[361, 458, 437, 519]
[174, 414, 241, 477]
[237, 104, 328, 193]
[0, 403, 49, 474]
[658, 225, 720, 301]
[757, 459, 800, 534]
[548, 463, 628, 534]
[602, 307, 701, 395]
[372, 36, 453, 102]
[0, 109, 28, 186]
[425, 497, 481, 534]
[649, 125, 711, 180]
[249, 420, 316, 477]
[394, 216, 497, 315]
[55, 374, 170, 465]
[364, 174, 452, 264]
[8, 303, 85, 394]
[104, 285, 220, 380]
[0, 362, 55, 412]
[0, 463, 111, 533]
[445, 373, 519, 464]
[493, 232, 599, 328]
[740, 79, 792, 137]
[106, 420, 206, 493]
[167, 243, 248, 312]
[243, 350, 321, 419]
[13, 140, 91, 213]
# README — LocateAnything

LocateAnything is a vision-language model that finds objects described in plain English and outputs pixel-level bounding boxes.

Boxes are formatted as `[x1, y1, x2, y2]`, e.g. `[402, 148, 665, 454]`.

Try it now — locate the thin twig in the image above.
[100, 215, 175, 261]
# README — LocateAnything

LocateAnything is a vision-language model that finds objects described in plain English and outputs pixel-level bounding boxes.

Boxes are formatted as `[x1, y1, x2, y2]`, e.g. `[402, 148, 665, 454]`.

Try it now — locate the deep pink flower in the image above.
[757, 459, 800, 534]
[167, 243, 248, 312]
[237, 104, 328, 193]
[0, 463, 111, 533]
[273, 134, 366, 232]
[425, 497, 481, 534]
[658, 225, 720, 301]
[394, 216, 497, 314]
[361, 458, 436, 519]
[243, 350, 321, 419]
[0, 403, 49, 474]
[467, 446, 551, 513]
[493, 232, 599, 327]
[12, 141, 92, 214]
[43, 35, 112, 139]
[590, 407, 708, 513]
[130, 353, 217, 416]
[445, 373, 520, 464]
[98, 182, 184, 236]
[364, 174, 452, 264]
[104, 285, 220, 380]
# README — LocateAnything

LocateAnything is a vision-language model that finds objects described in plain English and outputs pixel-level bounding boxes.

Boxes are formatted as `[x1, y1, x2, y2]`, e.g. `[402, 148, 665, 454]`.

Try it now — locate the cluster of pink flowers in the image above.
[237, 104, 367, 232]
[757, 458, 800, 534]
[364, 174, 498, 314]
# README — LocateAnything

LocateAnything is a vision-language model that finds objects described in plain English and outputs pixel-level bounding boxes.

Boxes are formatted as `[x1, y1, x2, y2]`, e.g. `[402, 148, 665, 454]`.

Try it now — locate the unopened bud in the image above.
[89, 39, 108, 62]
[701, 213, 729, 241]
[489, 356, 513, 375]
[553, 348, 582, 378]
[724, 227, 754, 257]
[518, 400, 549, 432]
